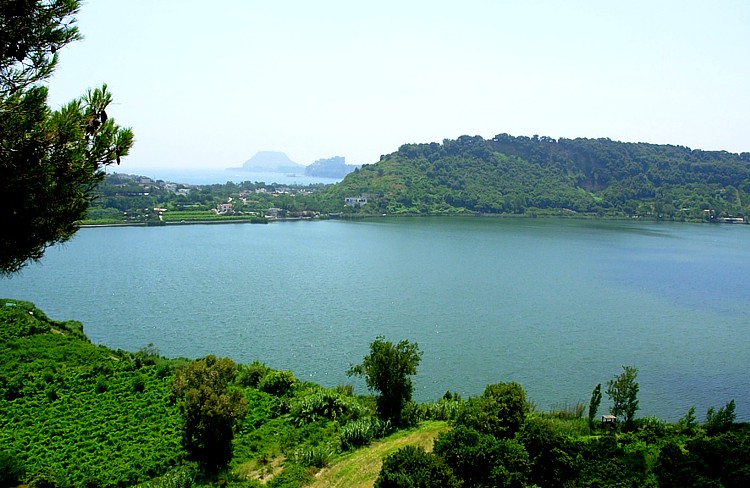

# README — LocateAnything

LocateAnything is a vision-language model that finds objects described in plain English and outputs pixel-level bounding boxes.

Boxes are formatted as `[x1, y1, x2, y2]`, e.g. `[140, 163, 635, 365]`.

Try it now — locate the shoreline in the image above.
[79, 212, 743, 228]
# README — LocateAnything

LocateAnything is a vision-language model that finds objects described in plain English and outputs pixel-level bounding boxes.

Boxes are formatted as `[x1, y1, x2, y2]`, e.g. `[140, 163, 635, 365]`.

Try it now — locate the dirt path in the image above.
[308, 420, 449, 488]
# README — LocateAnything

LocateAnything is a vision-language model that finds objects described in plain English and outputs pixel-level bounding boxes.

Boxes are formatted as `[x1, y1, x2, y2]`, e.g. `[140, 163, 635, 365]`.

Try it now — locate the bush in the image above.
[266, 463, 311, 488]
[551, 401, 586, 420]
[339, 417, 393, 451]
[634, 416, 671, 442]
[237, 361, 269, 388]
[294, 446, 332, 468]
[416, 398, 463, 421]
[434, 425, 530, 488]
[454, 382, 528, 438]
[259, 370, 297, 397]
[289, 390, 365, 426]
[375, 445, 460, 488]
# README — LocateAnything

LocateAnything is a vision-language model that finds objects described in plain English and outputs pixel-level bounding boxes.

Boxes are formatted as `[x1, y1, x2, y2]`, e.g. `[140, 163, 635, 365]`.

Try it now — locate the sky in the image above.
[46, 0, 750, 173]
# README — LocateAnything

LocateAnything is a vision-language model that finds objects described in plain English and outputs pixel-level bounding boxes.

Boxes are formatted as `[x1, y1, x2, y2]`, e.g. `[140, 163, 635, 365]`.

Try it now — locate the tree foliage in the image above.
[704, 399, 736, 435]
[320, 133, 750, 219]
[375, 445, 461, 488]
[606, 366, 639, 425]
[434, 424, 530, 488]
[454, 382, 528, 438]
[171, 355, 248, 473]
[588, 383, 602, 426]
[0, 0, 134, 274]
[347, 336, 422, 424]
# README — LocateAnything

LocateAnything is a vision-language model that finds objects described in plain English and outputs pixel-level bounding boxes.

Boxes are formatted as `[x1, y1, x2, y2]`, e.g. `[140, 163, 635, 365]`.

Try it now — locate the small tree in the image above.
[347, 336, 422, 424]
[588, 383, 602, 427]
[171, 355, 248, 473]
[606, 366, 639, 425]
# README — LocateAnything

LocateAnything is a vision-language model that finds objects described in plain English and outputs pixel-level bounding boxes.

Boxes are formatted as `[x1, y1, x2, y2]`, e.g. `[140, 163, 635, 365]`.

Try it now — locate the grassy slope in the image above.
[308, 420, 449, 488]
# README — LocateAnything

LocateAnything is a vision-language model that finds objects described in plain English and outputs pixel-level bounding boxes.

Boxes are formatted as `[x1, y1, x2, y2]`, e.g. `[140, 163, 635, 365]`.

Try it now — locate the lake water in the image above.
[2, 217, 748, 422]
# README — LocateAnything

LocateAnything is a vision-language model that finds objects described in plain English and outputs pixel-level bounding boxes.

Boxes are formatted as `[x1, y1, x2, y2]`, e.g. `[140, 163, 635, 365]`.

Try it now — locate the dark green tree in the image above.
[433, 424, 530, 488]
[588, 383, 602, 427]
[516, 417, 578, 488]
[171, 355, 248, 473]
[606, 366, 639, 425]
[375, 445, 461, 488]
[454, 382, 528, 438]
[1, 0, 134, 274]
[347, 336, 422, 424]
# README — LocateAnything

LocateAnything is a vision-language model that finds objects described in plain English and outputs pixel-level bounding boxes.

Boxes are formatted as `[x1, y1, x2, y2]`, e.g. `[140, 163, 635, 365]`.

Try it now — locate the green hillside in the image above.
[0, 300, 185, 487]
[321, 134, 750, 220]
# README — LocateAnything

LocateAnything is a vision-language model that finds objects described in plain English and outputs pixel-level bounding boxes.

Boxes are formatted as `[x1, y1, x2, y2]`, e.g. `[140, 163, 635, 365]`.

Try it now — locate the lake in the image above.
[2, 217, 748, 422]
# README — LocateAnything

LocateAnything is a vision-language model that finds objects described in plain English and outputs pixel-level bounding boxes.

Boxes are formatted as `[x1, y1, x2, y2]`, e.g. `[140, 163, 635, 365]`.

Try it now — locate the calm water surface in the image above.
[2, 218, 748, 421]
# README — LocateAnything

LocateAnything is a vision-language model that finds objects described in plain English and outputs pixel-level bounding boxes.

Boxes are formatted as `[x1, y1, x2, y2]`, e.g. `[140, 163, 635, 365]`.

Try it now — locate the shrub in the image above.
[417, 398, 463, 421]
[551, 401, 586, 420]
[339, 417, 393, 451]
[455, 382, 528, 438]
[289, 390, 365, 426]
[375, 445, 460, 488]
[266, 463, 311, 488]
[294, 446, 332, 468]
[237, 361, 270, 388]
[259, 370, 296, 397]
[434, 425, 530, 488]
[634, 416, 670, 442]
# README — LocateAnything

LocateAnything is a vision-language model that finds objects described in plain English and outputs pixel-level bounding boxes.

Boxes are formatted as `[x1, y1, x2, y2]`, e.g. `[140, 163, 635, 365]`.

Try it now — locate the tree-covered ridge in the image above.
[322, 134, 750, 219]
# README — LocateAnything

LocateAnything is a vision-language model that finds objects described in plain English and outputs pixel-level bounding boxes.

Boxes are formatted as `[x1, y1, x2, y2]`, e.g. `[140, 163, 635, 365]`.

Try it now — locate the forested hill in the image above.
[321, 134, 750, 220]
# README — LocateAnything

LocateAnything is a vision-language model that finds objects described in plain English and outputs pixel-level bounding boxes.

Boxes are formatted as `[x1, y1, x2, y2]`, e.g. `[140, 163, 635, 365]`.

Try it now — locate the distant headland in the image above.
[229, 151, 360, 179]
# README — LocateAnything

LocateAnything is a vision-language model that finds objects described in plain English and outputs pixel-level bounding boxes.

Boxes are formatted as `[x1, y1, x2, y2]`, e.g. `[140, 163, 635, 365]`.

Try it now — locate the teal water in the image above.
[2, 218, 748, 421]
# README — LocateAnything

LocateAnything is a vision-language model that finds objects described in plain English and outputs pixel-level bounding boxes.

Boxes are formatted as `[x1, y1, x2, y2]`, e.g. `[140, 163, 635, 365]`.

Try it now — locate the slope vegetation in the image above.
[322, 134, 750, 220]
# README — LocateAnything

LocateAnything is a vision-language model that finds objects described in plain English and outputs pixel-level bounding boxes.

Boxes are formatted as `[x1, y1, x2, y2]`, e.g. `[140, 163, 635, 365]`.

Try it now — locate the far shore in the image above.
[79, 212, 742, 229]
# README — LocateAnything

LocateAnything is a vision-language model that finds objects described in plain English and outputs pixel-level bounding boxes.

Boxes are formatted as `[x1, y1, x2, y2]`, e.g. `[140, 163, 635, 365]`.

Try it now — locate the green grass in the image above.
[307, 421, 449, 488]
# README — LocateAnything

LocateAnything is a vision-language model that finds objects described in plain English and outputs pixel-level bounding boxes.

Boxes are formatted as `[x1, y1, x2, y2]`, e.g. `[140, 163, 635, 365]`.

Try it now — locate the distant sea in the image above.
[119, 168, 343, 186]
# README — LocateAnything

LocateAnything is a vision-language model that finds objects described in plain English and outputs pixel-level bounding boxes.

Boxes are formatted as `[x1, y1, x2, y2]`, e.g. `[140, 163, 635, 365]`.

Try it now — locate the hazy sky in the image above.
[47, 0, 749, 171]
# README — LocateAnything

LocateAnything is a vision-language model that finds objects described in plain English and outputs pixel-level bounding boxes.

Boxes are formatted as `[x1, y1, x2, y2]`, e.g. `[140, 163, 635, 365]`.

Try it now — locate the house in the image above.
[266, 207, 285, 219]
[215, 203, 234, 215]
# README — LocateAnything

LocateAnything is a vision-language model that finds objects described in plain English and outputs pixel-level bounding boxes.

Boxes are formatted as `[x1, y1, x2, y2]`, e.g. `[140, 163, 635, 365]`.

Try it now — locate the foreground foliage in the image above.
[172, 355, 248, 474]
[0, 0, 134, 274]
[0, 300, 183, 487]
[2, 301, 749, 488]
